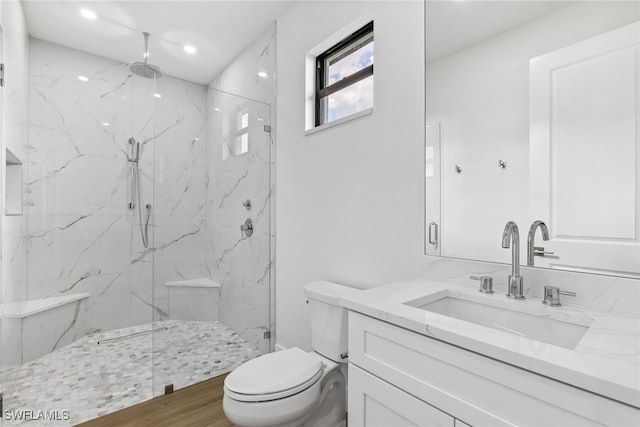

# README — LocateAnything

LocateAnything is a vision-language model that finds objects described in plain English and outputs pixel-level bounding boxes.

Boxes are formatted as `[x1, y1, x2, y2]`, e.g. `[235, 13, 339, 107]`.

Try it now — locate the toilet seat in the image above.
[224, 347, 325, 403]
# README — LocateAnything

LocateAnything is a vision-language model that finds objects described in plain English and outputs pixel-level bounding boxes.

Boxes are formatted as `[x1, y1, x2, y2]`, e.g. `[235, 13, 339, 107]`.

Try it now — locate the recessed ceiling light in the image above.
[257, 71, 268, 79]
[214, 107, 221, 112]
[153, 93, 162, 98]
[101, 122, 110, 127]
[183, 45, 197, 54]
[80, 9, 97, 20]
[78, 75, 89, 82]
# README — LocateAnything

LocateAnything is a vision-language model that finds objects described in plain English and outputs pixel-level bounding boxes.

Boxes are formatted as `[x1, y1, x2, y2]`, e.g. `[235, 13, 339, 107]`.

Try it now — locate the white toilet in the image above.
[223, 281, 357, 427]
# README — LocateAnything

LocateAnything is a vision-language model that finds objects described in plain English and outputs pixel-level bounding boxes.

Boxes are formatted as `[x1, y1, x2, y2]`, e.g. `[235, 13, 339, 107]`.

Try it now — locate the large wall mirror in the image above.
[425, 1, 640, 278]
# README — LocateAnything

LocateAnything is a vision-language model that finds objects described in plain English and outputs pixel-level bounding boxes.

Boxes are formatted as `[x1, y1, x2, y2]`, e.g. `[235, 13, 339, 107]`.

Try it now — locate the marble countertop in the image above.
[339, 278, 640, 408]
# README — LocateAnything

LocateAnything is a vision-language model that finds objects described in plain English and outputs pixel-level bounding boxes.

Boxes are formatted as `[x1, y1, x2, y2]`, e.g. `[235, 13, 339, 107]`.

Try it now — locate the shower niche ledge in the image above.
[3, 293, 89, 364]
[5, 148, 23, 216]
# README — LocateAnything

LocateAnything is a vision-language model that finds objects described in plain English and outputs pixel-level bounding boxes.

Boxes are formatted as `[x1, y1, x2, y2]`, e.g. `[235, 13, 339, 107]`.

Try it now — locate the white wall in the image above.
[275, 1, 425, 350]
[427, 1, 640, 265]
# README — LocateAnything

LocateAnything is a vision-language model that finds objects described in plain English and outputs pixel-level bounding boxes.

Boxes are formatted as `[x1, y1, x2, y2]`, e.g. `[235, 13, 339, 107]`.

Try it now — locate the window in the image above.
[315, 22, 373, 127]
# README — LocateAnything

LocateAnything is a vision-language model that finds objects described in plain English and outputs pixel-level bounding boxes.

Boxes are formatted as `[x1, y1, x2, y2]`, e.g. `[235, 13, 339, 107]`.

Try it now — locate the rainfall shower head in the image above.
[129, 32, 164, 79]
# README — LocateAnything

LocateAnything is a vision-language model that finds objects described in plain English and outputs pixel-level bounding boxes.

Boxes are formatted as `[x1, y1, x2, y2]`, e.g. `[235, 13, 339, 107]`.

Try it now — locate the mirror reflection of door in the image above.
[530, 22, 640, 276]
[425, 1, 640, 278]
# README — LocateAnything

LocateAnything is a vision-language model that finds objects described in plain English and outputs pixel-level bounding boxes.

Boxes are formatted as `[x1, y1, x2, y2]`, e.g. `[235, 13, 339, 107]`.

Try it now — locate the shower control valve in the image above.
[240, 218, 253, 237]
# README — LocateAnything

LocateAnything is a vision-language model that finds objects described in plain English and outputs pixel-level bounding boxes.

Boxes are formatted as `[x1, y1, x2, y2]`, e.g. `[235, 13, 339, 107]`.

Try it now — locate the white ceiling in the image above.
[22, 1, 296, 85]
[22, 1, 576, 85]
[427, 1, 575, 64]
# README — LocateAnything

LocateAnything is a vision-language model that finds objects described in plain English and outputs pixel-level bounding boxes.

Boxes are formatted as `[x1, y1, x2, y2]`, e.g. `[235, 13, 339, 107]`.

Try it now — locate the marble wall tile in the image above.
[208, 24, 276, 105]
[29, 39, 133, 103]
[79, 271, 132, 334]
[152, 112, 207, 217]
[1, 318, 23, 367]
[1, 216, 28, 302]
[1, 0, 32, 395]
[152, 214, 207, 292]
[29, 84, 131, 157]
[27, 152, 130, 216]
[27, 214, 132, 292]
[205, 26, 276, 353]
[129, 259, 157, 326]
[154, 77, 207, 119]
[22, 299, 86, 363]
[24, 39, 210, 354]
[167, 287, 220, 322]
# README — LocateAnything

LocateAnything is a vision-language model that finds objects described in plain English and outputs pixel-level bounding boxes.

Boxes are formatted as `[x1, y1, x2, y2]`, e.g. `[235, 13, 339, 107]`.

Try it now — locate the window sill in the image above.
[305, 107, 373, 136]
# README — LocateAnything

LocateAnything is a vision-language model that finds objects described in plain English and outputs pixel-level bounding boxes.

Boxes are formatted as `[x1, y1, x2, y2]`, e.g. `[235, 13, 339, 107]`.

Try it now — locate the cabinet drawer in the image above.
[349, 311, 639, 426]
[349, 364, 454, 427]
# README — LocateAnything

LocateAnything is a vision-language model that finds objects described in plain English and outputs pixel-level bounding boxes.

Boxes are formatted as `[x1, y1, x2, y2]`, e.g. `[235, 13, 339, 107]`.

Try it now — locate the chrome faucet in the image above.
[527, 220, 551, 266]
[502, 221, 525, 300]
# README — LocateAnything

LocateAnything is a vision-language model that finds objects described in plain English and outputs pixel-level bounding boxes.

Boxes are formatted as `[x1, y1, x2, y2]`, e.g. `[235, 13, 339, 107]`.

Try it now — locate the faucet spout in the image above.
[501, 221, 520, 277]
[527, 220, 549, 266]
[502, 221, 524, 300]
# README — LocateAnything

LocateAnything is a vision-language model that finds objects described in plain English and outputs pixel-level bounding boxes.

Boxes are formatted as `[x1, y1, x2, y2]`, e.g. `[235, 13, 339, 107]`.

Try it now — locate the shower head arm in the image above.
[143, 32, 150, 65]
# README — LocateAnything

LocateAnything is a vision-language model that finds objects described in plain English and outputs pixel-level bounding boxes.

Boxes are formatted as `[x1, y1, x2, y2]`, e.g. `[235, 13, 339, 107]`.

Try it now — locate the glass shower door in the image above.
[151, 87, 272, 395]
[0, 42, 157, 425]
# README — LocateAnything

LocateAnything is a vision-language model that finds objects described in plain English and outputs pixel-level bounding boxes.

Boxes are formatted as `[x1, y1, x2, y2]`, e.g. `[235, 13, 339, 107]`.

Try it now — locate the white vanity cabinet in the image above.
[349, 363, 454, 426]
[347, 311, 640, 427]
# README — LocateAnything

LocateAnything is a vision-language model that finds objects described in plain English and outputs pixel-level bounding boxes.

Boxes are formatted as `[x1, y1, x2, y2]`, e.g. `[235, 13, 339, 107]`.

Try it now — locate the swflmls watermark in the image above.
[3, 409, 70, 421]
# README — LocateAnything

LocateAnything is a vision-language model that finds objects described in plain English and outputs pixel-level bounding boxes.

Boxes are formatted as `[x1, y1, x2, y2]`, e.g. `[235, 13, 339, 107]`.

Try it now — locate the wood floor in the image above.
[77, 374, 236, 427]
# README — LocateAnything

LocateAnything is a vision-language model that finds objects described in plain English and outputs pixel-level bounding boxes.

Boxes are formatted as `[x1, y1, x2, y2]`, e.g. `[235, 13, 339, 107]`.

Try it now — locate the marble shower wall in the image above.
[27, 39, 207, 335]
[1, 0, 31, 392]
[207, 25, 276, 353]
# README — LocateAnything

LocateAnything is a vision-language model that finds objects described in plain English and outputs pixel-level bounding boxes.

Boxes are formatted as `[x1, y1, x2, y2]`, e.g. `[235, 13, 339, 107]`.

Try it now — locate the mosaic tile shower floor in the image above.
[1, 320, 261, 426]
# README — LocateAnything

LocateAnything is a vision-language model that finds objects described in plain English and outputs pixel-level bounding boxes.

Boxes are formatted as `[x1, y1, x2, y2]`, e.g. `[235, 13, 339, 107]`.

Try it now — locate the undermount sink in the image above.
[405, 294, 590, 350]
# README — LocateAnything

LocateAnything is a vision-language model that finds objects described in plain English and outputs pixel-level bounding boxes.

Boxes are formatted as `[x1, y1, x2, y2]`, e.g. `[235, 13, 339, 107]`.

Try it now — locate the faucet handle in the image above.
[470, 276, 494, 294]
[542, 285, 576, 307]
[533, 246, 554, 256]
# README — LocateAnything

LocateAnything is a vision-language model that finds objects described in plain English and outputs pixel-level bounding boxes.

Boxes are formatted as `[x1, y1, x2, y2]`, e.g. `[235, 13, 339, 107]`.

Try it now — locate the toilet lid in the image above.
[225, 347, 324, 397]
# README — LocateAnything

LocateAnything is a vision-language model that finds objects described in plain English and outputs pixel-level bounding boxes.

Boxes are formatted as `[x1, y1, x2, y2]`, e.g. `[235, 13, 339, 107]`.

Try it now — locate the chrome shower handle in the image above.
[240, 218, 253, 237]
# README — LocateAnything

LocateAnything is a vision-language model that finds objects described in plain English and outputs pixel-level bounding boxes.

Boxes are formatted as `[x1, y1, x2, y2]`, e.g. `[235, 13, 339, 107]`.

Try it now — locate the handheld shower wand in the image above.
[128, 137, 151, 248]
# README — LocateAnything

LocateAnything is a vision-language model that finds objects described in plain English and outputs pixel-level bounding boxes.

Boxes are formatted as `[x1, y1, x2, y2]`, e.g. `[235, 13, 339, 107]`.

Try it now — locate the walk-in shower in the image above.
[1, 7, 275, 424]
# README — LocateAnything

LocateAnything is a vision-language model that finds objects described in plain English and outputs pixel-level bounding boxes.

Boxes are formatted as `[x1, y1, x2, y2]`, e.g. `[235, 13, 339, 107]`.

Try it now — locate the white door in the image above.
[529, 21, 640, 277]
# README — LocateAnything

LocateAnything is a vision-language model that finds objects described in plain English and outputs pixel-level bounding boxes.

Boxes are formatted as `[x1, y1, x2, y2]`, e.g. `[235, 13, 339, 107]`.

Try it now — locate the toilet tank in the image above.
[303, 281, 359, 363]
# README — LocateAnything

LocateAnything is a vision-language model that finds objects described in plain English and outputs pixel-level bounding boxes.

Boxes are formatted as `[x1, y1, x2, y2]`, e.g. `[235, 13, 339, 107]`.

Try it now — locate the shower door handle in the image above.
[428, 222, 438, 246]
